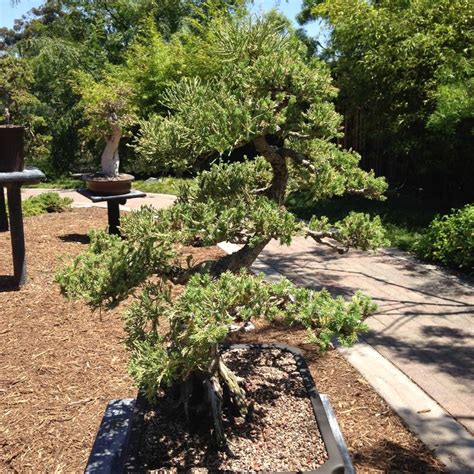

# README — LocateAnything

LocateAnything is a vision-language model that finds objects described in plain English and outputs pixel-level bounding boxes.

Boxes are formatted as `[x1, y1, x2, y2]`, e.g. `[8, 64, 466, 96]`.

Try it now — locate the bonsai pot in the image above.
[0, 125, 25, 172]
[85, 344, 354, 473]
[83, 172, 134, 196]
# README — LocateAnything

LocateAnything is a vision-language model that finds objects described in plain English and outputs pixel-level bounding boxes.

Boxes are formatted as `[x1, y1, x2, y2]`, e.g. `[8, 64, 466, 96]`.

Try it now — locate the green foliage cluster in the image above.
[309, 212, 387, 251]
[169, 159, 298, 247]
[299, 0, 474, 196]
[287, 140, 387, 203]
[125, 271, 373, 399]
[22, 192, 73, 217]
[56, 218, 176, 309]
[415, 204, 474, 272]
[133, 17, 343, 173]
[72, 69, 137, 140]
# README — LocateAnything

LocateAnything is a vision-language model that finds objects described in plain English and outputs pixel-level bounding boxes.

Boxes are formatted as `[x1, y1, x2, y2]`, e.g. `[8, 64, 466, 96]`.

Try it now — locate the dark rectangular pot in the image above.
[86, 343, 355, 474]
[0, 126, 25, 172]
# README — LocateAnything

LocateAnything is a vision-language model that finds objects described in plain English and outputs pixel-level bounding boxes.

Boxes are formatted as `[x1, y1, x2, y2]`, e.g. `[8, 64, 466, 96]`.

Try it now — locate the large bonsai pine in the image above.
[58, 16, 387, 450]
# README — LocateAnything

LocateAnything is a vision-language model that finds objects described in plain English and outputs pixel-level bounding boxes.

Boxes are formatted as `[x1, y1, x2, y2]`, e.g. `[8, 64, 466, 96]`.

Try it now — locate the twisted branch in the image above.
[305, 228, 348, 254]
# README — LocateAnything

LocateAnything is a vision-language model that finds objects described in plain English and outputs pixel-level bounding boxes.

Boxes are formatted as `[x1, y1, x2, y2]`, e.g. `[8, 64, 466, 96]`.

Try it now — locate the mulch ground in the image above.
[0, 208, 445, 473]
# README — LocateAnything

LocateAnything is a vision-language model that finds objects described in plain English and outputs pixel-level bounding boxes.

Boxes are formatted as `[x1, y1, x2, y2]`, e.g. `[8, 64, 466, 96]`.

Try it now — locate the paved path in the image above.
[258, 237, 474, 435]
[22, 189, 474, 437]
[21, 188, 176, 210]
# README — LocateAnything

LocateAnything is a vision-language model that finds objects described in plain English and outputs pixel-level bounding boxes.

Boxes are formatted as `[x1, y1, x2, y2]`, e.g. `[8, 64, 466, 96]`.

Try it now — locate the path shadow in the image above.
[364, 329, 474, 381]
[422, 326, 471, 340]
[0, 275, 20, 292]
[380, 248, 474, 289]
[58, 233, 90, 245]
[260, 249, 473, 306]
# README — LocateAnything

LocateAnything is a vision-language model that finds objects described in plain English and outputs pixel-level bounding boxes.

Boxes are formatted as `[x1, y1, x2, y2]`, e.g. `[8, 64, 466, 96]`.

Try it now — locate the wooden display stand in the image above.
[77, 188, 146, 236]
[0, 168, 45, 286]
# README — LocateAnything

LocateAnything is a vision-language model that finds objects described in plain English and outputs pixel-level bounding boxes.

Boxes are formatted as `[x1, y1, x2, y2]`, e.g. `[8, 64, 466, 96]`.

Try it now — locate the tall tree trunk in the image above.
[254, 136, 288, 206]
[101, 122, 121, 177]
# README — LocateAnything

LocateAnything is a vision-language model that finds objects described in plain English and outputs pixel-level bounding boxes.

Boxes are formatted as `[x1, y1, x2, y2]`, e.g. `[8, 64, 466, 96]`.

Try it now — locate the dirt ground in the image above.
[0, 208, 445, 472]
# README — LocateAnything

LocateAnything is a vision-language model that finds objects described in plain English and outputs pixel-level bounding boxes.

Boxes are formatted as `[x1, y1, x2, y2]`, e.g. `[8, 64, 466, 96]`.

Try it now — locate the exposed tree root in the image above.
[205, 375, 227, 450]
[218, 358, 250, 418]
[170, 346, 251, 451]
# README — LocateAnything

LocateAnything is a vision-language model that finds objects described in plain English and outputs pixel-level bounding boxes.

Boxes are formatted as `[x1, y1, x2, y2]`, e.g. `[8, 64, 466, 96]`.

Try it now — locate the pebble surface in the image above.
[139, 347, 328, 472]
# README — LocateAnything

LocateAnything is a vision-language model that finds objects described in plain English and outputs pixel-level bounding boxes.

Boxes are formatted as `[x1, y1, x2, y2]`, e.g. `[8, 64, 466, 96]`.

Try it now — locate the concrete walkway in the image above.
[258, 238, 474, 435]
[23, 188, 474, 469]
[21, 187, 176, 210]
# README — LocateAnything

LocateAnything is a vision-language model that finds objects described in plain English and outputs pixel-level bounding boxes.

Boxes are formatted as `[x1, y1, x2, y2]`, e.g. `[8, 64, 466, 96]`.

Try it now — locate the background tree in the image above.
[58, 16, 387, 450]
[72, 69, 137, 176]
[299, 0, 474, 199]
[0, 0, 248, 175]
[0, 55, 51, 160]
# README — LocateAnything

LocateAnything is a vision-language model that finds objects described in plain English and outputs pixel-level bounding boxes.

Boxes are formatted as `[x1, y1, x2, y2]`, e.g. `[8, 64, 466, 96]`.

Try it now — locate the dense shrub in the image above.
[415, 204, 474, 272]
[22, 192, 73, 217]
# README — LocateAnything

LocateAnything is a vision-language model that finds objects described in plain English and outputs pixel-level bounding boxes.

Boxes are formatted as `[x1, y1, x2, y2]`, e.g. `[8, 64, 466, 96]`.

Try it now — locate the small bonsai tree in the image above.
[73, 70, 137, 177]
[58, 17, 387, 450]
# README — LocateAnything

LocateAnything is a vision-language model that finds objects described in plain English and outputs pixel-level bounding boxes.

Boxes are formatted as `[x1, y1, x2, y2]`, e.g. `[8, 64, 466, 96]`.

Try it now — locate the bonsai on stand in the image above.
[74, 71, 137, 195]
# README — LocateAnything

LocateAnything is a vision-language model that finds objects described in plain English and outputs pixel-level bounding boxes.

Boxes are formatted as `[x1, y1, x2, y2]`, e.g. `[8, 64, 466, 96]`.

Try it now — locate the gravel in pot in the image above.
[128, 346, 333, 472]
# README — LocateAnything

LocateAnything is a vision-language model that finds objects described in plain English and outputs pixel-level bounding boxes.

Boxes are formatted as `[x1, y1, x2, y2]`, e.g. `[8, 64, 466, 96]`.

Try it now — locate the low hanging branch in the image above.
[305, 228, 348, 254]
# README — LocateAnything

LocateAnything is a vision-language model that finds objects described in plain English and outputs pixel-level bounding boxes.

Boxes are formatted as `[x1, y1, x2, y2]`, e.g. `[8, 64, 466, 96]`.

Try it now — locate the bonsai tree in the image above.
[73, 70, 137, 177]
[58, 16, 387, 450]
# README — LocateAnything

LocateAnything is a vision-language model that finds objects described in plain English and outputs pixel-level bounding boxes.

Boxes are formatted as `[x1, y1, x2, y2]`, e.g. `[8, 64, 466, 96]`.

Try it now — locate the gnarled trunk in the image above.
[175, 344, 250, 451]
[254, 136, 289, 206]
[172, 136, 291, 450]
[101, 122, 121, 177]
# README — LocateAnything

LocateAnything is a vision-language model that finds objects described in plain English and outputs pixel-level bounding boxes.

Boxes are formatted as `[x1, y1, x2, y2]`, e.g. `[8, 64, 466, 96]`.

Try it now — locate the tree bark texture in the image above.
[101, 122, 121, 176]
[254, 136, 289, 206]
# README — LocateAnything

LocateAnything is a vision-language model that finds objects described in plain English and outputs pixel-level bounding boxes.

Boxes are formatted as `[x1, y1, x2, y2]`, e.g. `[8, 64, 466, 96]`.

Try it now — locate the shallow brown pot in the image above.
[0, 126, 25, 173]
[83, 173, 134, 196]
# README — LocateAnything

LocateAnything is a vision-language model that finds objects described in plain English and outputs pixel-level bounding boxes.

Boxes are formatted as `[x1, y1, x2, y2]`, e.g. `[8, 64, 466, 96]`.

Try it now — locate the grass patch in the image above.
[27, 177, 83, 189]
[133, 177, 191, 195]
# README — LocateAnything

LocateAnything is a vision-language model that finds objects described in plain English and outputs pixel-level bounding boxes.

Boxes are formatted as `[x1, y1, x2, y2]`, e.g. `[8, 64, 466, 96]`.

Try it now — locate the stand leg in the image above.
[0, 187, 8, 232]
[107, 200, 121, 236]
[7, 185, 26, 286]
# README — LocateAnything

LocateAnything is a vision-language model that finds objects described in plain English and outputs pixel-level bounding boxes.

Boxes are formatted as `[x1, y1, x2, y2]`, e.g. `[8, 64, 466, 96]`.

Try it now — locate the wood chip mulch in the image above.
[0, 208, 446, 473]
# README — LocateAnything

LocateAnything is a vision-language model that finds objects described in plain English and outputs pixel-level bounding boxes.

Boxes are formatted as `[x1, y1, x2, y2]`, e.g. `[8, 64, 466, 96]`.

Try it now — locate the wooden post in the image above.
[0, 186, 8, 232]
[107, 200, 121, 236]
[6, 185, 26, 285]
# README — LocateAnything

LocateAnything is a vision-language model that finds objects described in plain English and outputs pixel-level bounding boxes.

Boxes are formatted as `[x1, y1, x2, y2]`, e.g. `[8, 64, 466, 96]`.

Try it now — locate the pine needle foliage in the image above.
[58, 15, 388, 449]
